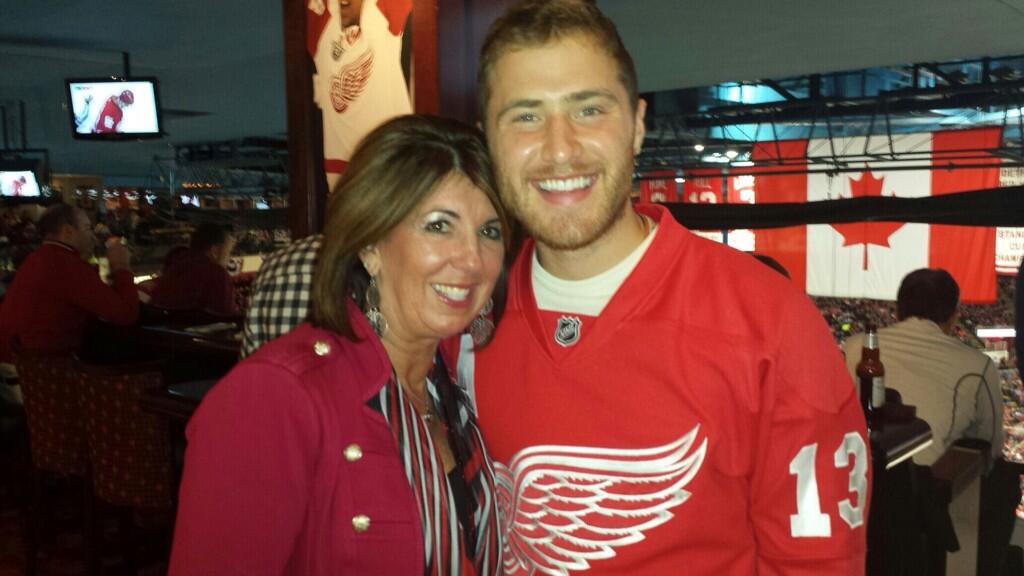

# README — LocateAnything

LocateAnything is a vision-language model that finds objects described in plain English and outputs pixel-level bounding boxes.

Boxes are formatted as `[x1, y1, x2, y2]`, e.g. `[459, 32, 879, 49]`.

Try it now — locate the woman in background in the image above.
[170, 115, 509, 575]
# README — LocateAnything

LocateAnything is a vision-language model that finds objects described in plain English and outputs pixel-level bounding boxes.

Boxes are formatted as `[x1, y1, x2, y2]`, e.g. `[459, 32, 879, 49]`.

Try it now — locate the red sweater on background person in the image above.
[149, 223, 237, 316]
[150, 250, 238, 315]
[0, 241, 138, 362]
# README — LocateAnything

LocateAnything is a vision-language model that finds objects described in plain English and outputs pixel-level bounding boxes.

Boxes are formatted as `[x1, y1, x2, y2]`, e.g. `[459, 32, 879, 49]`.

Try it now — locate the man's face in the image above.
[215, 234, 237, 267]
[484, 35, 645, 252]
[68, 211, 96, 259]
[338, 0, 364, 28]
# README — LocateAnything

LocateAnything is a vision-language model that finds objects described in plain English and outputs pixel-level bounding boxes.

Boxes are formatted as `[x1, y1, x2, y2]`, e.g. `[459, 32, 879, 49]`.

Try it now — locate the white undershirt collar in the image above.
[532, 220, 658, 316]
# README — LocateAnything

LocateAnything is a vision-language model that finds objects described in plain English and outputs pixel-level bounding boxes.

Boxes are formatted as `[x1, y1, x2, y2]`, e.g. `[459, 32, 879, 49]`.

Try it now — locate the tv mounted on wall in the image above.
[66, 77, 163, 139]
[0, 158, 44, 198]
[0, 170, 41, 198]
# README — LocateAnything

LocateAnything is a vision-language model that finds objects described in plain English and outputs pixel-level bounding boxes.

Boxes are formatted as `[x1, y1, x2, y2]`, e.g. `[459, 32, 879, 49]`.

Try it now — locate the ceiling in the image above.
[0, 0, 286, 185]
[3, 0, 1024, 185]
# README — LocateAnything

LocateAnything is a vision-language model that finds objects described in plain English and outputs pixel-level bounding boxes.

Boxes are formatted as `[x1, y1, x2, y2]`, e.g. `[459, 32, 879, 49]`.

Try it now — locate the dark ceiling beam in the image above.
[658, 78, 1024, 127]
[759, 79, 799, 101]
[921, 63, 963, 85]
[655, 87, 1024, 130]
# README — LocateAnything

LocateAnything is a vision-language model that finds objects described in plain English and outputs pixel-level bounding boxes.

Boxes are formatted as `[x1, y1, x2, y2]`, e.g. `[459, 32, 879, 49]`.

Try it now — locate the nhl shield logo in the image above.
[554, 316, 582, 347]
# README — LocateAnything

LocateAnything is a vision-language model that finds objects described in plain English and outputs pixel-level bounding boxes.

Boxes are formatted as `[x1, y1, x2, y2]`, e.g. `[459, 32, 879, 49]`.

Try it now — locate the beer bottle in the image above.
[856, 324, 886, 426]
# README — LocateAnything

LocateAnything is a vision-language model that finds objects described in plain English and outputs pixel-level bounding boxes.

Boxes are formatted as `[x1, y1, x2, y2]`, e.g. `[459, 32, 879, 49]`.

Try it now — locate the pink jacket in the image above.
[170, 311, 424, 575]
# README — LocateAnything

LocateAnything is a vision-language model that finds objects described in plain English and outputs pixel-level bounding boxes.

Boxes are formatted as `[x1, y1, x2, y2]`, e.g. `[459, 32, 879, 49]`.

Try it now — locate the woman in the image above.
[169, 115, 510, 575]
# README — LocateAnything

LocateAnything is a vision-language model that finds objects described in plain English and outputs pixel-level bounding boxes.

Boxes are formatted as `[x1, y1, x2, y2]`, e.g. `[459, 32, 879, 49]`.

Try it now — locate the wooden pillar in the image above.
[413, 0, 439, 115]
[436, 0, 514, 124]
[281, 0, 326, 239]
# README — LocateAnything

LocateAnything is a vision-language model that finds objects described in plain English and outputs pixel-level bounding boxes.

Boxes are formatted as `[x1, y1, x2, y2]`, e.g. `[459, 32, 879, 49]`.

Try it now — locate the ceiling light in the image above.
[674, 177, 685, 183]
[725, 149, 739, 159]
[694, 144, 705, 152]
[702, 154, 730, 163]
[731, 161, 755, 167]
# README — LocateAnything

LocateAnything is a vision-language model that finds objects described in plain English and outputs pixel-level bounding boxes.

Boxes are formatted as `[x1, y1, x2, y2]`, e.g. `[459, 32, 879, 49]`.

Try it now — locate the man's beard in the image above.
[498, 156, 634, 252]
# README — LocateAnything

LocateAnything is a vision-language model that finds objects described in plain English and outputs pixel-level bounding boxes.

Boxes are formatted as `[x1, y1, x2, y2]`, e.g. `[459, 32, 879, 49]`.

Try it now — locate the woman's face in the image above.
[362, 172, 505, 348]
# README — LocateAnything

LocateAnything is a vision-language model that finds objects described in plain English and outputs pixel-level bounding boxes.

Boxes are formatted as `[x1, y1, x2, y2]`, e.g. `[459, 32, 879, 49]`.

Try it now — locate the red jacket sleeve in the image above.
[169, 361, 321, 575]
[67, 265, 139, 325]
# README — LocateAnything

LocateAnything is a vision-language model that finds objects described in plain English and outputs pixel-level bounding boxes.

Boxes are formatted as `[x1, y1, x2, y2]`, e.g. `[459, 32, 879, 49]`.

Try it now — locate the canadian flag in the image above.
[752, 128, 999, 303]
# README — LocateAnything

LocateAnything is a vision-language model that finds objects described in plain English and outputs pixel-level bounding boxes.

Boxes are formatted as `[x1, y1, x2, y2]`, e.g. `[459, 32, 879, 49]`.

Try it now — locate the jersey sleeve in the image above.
[751, 293, 870, 575]
[375, 0, 413, 35]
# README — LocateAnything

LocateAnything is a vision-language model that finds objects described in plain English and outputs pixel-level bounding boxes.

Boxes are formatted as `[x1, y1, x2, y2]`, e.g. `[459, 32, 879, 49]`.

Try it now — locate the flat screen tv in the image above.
[0, 170, 41, 197]
[66, 77, 163, 139]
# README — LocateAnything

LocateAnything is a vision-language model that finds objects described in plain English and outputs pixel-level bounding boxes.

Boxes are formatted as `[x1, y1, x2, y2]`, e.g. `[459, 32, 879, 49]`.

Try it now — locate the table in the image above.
[140, 323, 242, 356]
[139, 323, 240, 384]
[138, 379, 217, 423]
[866, 416, 934, 575]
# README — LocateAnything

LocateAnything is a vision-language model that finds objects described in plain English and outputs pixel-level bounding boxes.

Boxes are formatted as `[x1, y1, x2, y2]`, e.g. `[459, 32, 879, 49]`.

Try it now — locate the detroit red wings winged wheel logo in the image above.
[495, 426, 707, 575]
[330, 47, 374, 113]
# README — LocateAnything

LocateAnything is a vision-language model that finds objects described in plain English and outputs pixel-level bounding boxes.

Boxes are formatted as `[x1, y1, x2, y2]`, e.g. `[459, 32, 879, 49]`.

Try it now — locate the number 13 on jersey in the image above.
[788, 432, 869, 538]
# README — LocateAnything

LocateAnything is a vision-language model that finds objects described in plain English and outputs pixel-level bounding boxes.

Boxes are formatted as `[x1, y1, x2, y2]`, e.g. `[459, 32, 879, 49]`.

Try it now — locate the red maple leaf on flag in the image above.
[829, 172, 905, 270]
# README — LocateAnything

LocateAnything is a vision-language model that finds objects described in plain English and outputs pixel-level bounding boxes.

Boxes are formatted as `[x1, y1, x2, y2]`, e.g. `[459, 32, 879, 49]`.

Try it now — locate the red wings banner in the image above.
[638, 170, 678, 203]
[307, 0, 413, 188]
[750, 128, 1000, 303]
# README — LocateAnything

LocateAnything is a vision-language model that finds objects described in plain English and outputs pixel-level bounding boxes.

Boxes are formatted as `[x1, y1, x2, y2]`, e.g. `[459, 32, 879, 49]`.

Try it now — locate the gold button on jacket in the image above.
[343, 443, 362, 462]
[313, 340, 331, 356]
[351, 514, 371, 533]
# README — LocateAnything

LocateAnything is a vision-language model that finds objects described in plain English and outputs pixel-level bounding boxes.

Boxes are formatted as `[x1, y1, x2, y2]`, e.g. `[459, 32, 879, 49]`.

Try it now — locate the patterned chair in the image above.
[11, 344, 88, 576]
[78, 358, 174, 573]
[13, 348, 87, 477]
[78, 358, 173, 510]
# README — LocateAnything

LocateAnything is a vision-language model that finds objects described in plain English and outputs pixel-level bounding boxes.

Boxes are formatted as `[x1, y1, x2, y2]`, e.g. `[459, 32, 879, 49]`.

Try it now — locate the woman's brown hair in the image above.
[309, 114, 512, 341]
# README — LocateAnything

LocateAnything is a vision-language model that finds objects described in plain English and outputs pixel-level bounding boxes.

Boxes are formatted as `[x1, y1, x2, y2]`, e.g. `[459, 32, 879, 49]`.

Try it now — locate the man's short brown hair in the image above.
[37, 203, 82, 239]
[896, 268, 960, 325]
[477, 0, 639, 122]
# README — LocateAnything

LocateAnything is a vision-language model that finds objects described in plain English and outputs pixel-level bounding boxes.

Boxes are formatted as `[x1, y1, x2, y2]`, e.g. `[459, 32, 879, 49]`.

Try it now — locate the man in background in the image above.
[0, 204, 137, 362]
[842, 268, 1003, 466]
[843, 267, 1016, 576]
[150, 222, 238, 316]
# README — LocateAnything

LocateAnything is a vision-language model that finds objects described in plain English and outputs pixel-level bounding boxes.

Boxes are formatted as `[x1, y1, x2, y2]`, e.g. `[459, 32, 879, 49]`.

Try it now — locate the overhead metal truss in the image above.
[152, 137, 289, 196]
[638, 55, 1024, 177]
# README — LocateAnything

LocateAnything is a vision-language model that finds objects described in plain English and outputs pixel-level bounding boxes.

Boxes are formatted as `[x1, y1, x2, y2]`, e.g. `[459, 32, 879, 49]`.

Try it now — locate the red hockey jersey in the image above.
[461, 204, 869, 575]
[93, 96, 123, 133]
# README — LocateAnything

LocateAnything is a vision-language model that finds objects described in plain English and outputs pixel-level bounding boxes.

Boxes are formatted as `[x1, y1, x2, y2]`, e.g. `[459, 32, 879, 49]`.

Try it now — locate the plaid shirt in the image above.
[240, 234, 322, 357]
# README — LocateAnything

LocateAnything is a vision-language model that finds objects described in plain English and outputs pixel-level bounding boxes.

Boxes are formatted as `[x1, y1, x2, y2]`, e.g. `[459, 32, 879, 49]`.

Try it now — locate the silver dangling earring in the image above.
[470, 298, 494, 346]
[364, 276, 388, 337]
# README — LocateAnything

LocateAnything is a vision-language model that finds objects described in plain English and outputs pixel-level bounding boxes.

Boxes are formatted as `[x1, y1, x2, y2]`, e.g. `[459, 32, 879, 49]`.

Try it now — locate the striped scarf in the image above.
[373, 355, 502, 576]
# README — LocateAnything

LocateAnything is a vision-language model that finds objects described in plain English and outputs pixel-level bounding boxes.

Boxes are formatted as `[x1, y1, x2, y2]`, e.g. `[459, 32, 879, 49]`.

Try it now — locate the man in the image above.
[93, 89, 134, 133]
[844, 268, 1013, 575]
[842, 268, 1003, 466]
[11, 176, 26, 197]
[0, 204, 137, 362]
[240, 234, 321, 357]
[456, 2, 868, 574]
[309, 0, 412, 189]
[150, 223, 239, 315]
